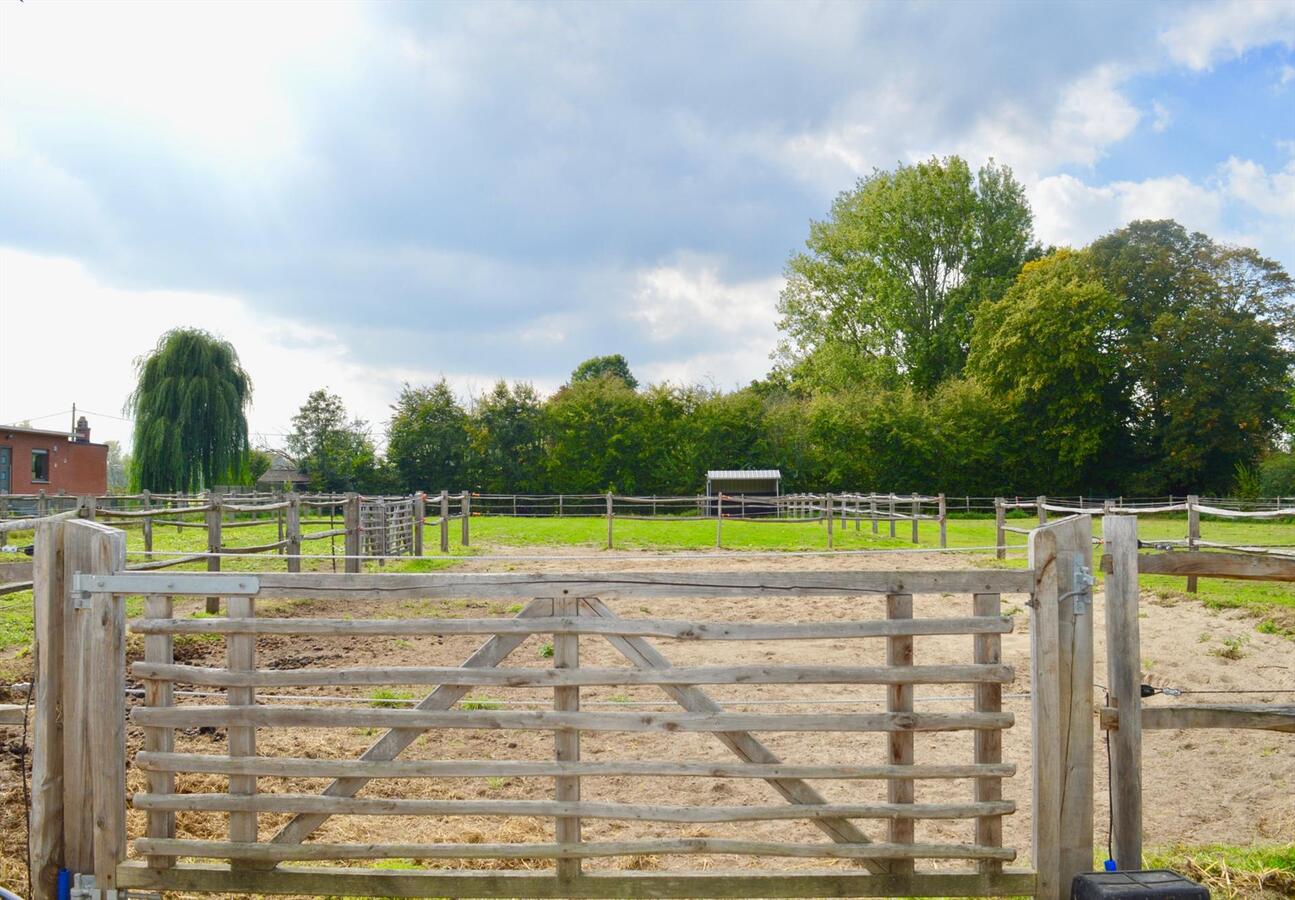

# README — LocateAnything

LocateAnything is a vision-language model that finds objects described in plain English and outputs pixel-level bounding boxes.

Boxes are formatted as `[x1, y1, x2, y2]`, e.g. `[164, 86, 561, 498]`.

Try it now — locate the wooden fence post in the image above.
[141, 489, 153, 559]
[1104, 515, 1143, 870]
[558, 494, 564, 517]
[938, 493, 947, 548]
[825, 493, 834, 550]
[1186, 494, 1200, 593]
[286, 493, 302, 573]
[412, 492, 425, 557]
[715, 494, 723, 549]
[439, 490, 450, 553]
[205, 492, 222, 614]
[461, 490, 471, 546]
[605, 492, 614, 550]
[870, 494, 878, 534]
[888, 495, 896, 538]
[911, 492, 920, 544]
[344, 492, 361, 574]
[1037, 495, 1048, 526]
[36, 488, 48, 518]
[30, 519, 66, 900]
[995, 498, 1006, 560]
[1029, 514, 1094, 900]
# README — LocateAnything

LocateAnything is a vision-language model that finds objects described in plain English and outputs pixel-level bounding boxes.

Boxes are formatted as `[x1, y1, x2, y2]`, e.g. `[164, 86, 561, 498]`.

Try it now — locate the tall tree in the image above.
[967, 250, 1130, 490]
[1086, 220, 1293, 492]
[777, 156, 1034, 393]
[467, 381, 546, 493]
[128, 328, 251, 491]
[544, 375, 652, 492]
[286, 389, 378, 492]
[387, 381, 470, 492]
[570, 354, 639, 389]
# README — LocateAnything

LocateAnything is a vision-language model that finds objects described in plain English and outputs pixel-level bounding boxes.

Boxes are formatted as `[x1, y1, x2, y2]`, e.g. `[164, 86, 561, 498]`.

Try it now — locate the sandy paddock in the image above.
[2, 549, 1292, 897]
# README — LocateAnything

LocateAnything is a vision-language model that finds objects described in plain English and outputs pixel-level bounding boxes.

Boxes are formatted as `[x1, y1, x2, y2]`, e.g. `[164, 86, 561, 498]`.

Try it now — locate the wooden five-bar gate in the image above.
[27, 516, 1101, 899]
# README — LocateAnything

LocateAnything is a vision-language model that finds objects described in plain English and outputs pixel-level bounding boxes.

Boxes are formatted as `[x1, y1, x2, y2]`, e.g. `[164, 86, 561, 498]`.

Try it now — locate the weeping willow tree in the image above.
[128, 328, 252, 492]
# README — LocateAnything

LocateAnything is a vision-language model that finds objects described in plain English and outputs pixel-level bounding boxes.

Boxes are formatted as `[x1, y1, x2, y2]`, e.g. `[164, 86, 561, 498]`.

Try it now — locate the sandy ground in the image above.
[0, 548, 1291, 898]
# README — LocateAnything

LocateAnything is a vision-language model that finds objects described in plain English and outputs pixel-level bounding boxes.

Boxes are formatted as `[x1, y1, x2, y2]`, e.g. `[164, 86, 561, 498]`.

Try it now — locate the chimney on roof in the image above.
[75, 416, 90, 443]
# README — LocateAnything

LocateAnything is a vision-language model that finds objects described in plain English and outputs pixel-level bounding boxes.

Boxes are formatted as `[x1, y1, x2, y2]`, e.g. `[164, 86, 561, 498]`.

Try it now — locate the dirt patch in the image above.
[0, 548, 1291, 898]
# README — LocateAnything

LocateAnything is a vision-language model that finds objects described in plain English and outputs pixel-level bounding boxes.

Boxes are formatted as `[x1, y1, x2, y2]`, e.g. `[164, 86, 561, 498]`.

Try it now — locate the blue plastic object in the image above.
[57, 868, 70, 900]
[1105, 859, 1118, 872]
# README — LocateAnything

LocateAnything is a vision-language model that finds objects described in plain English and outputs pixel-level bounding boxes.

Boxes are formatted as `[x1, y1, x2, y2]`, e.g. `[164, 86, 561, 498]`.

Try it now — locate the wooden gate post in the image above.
[30, 519, 66, 900]
[1037, 495, 1048, 526]
[87, 523, 128, 894]
[1104, 515, 1143, 869]
[888, 495, 896, 538]
[344, 492, 361, 573]
[911, 492, 920, 544]
[461, 491, 471, 546]
[205, 492, 222, 614]
[286, 493, 302, 573]
[1029, 515, 1095, 900]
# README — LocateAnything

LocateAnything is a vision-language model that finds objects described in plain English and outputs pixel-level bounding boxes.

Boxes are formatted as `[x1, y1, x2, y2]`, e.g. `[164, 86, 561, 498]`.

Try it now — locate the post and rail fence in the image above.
[15, 513, 1123, 899]
[6, 508, 1291, 897]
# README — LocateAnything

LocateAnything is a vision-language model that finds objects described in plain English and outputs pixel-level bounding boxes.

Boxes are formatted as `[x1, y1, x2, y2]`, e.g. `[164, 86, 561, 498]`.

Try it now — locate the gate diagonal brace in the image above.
[579, 595, 894, 877]
[262, 594, 903, 876]
[264, 597, 556, 859]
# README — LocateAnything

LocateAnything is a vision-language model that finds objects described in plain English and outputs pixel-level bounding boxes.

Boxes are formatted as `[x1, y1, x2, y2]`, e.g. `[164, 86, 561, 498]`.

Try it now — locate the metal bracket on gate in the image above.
[70, 873, 161, 900]
[1059, 552, 1095, 611]
[70, 572, 261, 607]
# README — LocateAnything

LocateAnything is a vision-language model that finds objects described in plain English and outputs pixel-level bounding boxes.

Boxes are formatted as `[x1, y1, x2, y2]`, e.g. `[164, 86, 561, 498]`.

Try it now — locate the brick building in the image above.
[0, 417, 109, 495]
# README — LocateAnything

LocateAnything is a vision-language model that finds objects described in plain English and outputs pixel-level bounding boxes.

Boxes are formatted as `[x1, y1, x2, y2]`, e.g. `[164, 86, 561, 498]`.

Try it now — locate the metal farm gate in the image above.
[26, 516, 1101, 899]
[360, 497, 416, 560]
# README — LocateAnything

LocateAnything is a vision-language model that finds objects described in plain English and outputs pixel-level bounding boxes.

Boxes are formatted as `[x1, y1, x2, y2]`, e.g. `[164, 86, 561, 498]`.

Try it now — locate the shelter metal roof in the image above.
[706, 469, 782, 480]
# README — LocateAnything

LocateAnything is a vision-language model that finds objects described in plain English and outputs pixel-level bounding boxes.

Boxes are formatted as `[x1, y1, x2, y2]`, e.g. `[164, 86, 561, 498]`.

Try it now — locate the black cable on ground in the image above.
[1104, 691, 1115, 867]
[21, 671, 34, 899]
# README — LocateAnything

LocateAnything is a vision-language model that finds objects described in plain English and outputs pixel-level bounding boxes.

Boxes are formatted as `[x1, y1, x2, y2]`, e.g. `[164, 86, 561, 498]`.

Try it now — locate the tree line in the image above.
[127, 156, 1295, 498]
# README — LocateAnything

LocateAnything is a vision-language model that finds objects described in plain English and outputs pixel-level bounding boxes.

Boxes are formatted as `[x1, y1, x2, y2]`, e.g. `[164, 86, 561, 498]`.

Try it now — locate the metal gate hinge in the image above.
[71, 873, 161, 900]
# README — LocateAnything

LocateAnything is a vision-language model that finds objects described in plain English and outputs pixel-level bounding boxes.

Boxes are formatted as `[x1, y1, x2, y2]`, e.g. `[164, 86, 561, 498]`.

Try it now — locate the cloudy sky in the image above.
[1, 0, 1293, 450]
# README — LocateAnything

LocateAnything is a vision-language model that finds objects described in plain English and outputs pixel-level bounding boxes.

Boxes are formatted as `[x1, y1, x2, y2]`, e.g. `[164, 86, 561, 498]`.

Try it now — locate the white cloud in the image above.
[1161, 0, 1295, 71]
[0, 249, 490, 451]
[1150, 100, 1173, 133]
[0, 2, 363, 172]
[1030, 152, 1295, 258]
[629, 259, 783, 386]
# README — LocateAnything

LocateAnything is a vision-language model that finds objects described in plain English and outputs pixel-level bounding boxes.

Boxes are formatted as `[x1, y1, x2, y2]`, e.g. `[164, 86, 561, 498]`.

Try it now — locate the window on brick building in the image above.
[32, 449, 49, 483]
